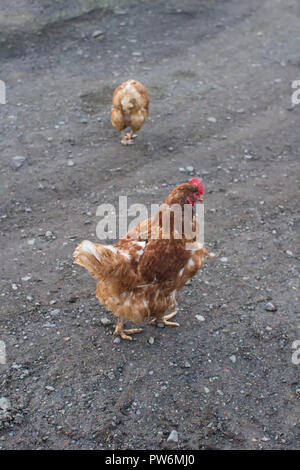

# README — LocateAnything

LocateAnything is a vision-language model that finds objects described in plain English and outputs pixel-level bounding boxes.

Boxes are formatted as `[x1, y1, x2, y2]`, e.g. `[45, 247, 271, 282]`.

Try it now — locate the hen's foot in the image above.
[125, 131, 137, 139]
[121, 137, 133, 145]
[121, 138, 134, 145]
[151, 311, 179, 327]
[114, 318, 142, 340]
[121, 131, 135, 145]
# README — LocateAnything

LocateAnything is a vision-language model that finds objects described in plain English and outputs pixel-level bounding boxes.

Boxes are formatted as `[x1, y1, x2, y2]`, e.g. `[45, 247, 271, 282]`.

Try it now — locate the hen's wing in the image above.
[132, 81, 149, 114]
[111, 107, 126, 131]
[137, 238, 190, 284]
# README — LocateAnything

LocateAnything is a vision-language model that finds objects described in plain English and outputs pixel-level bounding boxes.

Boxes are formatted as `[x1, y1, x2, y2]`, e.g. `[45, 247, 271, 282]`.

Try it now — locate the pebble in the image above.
[45, 230, 54, 239]
[265, 302, 277, 312]
[207, 116, 217, 123]
[27, 239, 35, 246]
[286, 250, 293, 257]
[67, 160, 75, 167]
[11, 156, 26, 169]
[92, 30, 104, 38]
[229, 355, 237, 363]
[156, 322, 165, 328]
[148, 336, 155, 345]
[220, 257, 228, 263]
[50, 309, 60, 316]
[167, 430, 179, 443]
[113, 336, 121, 344]
[45, 385, 55, 391]
[0, 397, 11, 411]
[195, 314, 205, 322]
[100, 317, 112, 326]
[185, 166, 194, 173]
[183, 361, 191, 368]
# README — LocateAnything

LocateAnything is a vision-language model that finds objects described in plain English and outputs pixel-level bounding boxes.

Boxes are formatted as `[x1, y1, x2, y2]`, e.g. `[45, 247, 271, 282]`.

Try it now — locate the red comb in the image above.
[188, 177, 204, 196]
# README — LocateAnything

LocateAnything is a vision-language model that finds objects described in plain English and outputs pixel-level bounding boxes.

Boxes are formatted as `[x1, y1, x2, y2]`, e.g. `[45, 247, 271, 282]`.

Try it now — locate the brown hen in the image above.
[111, 79, 149, 145]
[73, 179, 213, 340]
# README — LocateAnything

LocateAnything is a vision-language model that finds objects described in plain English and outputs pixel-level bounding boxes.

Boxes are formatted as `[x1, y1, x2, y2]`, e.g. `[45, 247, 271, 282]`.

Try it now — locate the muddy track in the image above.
[0, 0, 299, 450]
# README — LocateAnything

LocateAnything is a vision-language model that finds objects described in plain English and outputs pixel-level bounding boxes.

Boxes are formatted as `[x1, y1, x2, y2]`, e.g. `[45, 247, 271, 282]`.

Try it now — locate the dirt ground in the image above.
[0, 0, 299, 450]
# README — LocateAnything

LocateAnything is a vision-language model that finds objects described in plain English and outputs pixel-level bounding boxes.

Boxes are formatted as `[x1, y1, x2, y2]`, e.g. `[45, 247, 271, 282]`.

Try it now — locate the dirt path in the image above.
[0, 0, 299, 449]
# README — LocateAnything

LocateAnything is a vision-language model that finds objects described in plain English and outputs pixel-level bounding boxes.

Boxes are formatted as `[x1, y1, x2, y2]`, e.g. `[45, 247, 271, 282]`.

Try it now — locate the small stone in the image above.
[0, 397, 11, 411]
[45, 385, 55, 391]
[27, 239, 35, 246]
[11, 156, 26, 169]
[286, 250, 293, 257]
[265, 302, 277, 312]
[204, 386, 210, 393]
[21, 275, 31, 281]
[179, 167, 185, 172]
[220, 257, 228, 263]
[113, 336, 121, 344]
[185, 166, 194, 173]
[45, 231, 53, 238]
[229, 355, 236, 363]
[207, 116, 217, 123]
[183, 361, 191, 368]
[50, 309, 60, 316]
[26, 296, 33, 301]
[148, 336, 155, 345]
[195, 314, 205, 322]
[168, 147, 174, 152]
[100, 317, 111, 326]
[156, 322, 165, 328]
[167, 430, 179, 443]
[92, 30, 104, 38]
[67, 160, 74, 167]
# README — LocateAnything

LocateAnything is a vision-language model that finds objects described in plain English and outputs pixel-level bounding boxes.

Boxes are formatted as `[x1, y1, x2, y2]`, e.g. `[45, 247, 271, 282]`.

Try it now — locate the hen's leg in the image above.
[114, 317, 143, 340]
[151, 311, 179, 327]
[121, 131, 130, 145]
[125, 130, 137, 142]
[123, 129, 136, 145]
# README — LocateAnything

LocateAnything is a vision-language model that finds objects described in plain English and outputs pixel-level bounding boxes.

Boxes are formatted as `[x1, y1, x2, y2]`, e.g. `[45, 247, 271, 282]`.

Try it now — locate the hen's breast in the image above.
[123, 114, 131, 126]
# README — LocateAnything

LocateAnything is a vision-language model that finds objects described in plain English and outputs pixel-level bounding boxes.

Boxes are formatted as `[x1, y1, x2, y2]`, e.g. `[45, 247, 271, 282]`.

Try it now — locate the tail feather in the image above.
[73, 240, 119, 280]
[73, 240, 138, 288]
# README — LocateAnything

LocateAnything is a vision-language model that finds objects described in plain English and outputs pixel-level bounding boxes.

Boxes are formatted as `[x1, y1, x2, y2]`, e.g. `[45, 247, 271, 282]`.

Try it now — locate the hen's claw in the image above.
[125, 131, 137, 139]
[151, 311, 179, 327]
[121, 131, 135, 145]
[114, 318, 142, 340]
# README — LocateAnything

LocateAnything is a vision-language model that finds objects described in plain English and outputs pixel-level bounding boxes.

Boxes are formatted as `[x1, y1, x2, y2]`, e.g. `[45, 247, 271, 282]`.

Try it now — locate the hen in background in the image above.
[111, 79, 149, 145]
